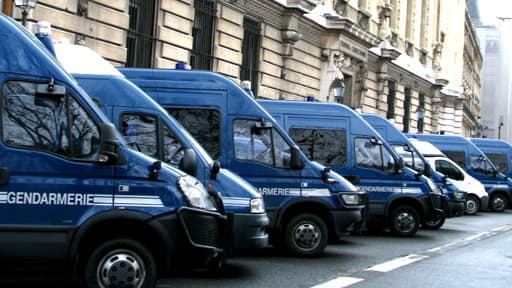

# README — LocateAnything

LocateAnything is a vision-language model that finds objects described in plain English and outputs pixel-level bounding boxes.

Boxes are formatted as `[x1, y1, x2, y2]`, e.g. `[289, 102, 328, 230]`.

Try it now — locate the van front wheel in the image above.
[490, 193, 507, 212]
[389, 206, 419, 237]
[465, 194, 480, 215]
[284, 213, 328, 257]
[84, 238, 157, 288]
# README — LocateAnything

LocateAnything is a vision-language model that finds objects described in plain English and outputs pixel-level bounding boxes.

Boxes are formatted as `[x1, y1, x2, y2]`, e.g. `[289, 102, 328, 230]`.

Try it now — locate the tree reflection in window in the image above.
[167, 108, 221, 160]
[355, 137, 395, 172]
[289, 128, 346, 166]
[486, 153, 508, 174]
[120, 113, 185, 166]
[120, 114, 158, 159]
[2, 81, 100, 160]
[233, 119, 291, 168]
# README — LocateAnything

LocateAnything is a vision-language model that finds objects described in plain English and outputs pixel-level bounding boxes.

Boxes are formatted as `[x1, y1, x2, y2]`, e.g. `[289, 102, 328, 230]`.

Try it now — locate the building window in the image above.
[240, 18, 261, 95]
[126, 0, 156, 67]
[386, 80, 396, 120]
[191, 0, 216, 70]
[403, 87, 411, 133]
[418, 93, 425, 132]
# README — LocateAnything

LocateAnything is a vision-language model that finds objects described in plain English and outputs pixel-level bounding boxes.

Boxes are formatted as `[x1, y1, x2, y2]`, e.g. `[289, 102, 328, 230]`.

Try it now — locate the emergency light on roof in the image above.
[175, 62, 188, 70]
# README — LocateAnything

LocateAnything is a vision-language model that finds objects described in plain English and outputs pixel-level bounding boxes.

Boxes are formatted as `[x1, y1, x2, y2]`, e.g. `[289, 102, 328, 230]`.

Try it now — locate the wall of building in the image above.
[9, 0, 479, 136]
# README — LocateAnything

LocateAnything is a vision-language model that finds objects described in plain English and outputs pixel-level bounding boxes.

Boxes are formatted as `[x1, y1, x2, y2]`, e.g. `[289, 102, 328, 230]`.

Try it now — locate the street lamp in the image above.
[332, 78, 345, 104]
[416, 106, 424, 133]
[14, 0, 37, 27]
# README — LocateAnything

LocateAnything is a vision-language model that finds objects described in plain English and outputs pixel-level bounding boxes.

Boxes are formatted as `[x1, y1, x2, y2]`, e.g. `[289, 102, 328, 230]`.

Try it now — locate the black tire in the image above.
[84, 238, 157, 288]
[489, 193, 508, 212]
[465, 194, 480, 215]
[283, 213, 328, 257]
[389, 206, 419, 237]
[207, 253, 228, 275]
[422, 214, 446, 230]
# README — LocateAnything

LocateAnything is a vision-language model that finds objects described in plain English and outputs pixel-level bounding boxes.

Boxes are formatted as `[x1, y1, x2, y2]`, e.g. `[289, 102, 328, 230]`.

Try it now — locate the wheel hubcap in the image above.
[466, 200, 476, 212]
[294, 222, 320, 250]
[492, 197, 505, 210]
[98, 250, 144, 288]
[395, 212, 414, 232]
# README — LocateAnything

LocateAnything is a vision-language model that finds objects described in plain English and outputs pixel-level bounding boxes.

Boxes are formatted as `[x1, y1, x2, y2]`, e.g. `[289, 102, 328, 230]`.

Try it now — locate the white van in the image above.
[409, 139, 489, 215]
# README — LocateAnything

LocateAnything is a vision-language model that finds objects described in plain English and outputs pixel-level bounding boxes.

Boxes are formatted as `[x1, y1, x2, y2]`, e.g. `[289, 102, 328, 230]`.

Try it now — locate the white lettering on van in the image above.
[3, 192, 94, 206]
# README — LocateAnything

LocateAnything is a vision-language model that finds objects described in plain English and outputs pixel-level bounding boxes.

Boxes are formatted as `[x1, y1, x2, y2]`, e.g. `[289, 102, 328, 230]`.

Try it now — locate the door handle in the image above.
[0, 167, 10, 185]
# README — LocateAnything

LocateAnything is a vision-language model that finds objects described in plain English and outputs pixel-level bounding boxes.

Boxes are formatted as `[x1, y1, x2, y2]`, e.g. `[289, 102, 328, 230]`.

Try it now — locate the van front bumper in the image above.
[177, 207, 227, 268]
[330, 209, 364, 236]
[230, 212, 269, 252]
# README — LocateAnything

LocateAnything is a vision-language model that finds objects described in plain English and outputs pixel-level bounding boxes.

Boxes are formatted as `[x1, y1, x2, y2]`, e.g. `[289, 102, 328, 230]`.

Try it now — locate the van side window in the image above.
[2, 80, 100, 160]
[435, 159, 464, 181]
[120, 114, 158, 159]
[470, 156, 494, 175]
[392, 144, 425, 173]
[162, 124, 185, 166]
[288, 128, 347, 166]
[486, 153, 508, 174]
[443, 151, 466, 169]
[167, 108, 221, 160]
[233, 119, 291, 168]
[355, 138, 395, 172]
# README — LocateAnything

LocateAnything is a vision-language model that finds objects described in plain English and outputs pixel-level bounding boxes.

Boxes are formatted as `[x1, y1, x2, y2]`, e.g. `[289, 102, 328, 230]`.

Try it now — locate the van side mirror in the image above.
[36, 79, 66, 97]
[395, 157, 404, 174]
[290, 146, 304, 170]
[180, 149, 198, 177]
[98, 123, 125, 165]
[210, 160, 221, 180]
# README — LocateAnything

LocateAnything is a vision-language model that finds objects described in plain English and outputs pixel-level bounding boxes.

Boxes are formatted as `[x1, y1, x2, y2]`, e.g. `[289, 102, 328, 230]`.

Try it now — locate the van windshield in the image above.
[392, 144, 425, 173]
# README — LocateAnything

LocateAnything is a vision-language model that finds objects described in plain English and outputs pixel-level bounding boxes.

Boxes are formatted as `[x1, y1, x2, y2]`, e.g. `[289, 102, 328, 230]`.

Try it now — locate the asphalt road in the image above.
[1, 210, 511, 287]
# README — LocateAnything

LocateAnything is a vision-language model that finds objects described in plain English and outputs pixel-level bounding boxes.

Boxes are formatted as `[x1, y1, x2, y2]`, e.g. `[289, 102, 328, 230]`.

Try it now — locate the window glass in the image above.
[435, 159, 463, 180]
[392, 144, 424, 172]
[2, 81, 100, 160]
[162, 124, 184, 166]
[470, 155, 494, 175]
[120, 114, 158, 158]
[289, 128, 346, 166]
[167, 108, 221, 160]
[233, 119, 291, 168]
[355, 137, 395, 172]
[443, 150, 466, 169]
[486, 153, 508, 174]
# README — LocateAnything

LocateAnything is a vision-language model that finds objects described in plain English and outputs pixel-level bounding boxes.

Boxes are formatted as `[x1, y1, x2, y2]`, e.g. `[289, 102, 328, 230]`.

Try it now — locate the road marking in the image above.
[309, 224, 512, 288]
[309, 277, 364, 288]
[364, 254, 428, 272]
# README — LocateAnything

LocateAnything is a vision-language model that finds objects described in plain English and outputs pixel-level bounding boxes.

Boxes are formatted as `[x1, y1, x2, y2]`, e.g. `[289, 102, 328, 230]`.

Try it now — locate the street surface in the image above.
[1, 210, 511, 287]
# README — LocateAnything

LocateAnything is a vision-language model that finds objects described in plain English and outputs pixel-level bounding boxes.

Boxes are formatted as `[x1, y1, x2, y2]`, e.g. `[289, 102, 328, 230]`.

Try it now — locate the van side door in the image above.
[0, 79, 114, 259]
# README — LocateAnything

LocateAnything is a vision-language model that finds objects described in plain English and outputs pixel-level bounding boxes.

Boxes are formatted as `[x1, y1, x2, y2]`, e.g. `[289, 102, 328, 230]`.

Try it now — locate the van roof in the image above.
[53, 43, 123, 76]
[409, 138, 445, 157]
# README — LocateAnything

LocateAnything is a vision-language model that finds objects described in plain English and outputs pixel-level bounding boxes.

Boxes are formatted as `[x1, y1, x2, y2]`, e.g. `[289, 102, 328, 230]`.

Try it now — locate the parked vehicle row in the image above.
[2, 14, 511, 288]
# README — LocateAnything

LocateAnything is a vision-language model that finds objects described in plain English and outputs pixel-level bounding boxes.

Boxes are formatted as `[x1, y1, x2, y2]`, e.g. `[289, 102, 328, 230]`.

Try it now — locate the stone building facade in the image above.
[3, 0, 481, 135]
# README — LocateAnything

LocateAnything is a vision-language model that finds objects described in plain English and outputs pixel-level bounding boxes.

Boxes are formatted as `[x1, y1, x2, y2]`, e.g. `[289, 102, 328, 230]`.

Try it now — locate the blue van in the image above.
[408, 134, 512, 212]
[362, 114, 470, 216]
[120, 67, 367, 257]
[260, 100, 445, 236]
[0, 14, 226, 287]
[53, 43, 269, 255]
[471, 138, 512, 178]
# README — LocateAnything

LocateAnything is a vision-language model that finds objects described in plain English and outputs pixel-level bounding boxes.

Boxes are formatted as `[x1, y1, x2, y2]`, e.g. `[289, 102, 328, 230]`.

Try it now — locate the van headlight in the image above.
[426, 177, 443, 195]
[178, 175, 217, 211]
[340, 194, 363, 205]
[250, 197, 265, 213]
[453, 191, 466, 200]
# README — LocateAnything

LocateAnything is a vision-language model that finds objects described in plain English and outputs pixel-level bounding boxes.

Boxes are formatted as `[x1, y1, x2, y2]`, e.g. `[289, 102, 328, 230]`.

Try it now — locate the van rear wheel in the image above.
[283, 213, 328, 257]
[465, 194, 480, 215]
